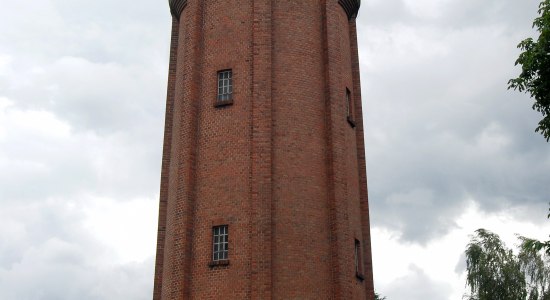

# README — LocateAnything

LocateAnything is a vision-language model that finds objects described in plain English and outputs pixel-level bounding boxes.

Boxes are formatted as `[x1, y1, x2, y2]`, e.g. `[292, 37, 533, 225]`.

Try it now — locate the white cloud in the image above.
[82, 196, 158, 264]
[383, 264, 452, 299]
[361, 0, 550, 244]
[402, 0, 455, 19]
[0, 1, 166, 298]
[0, 194, 156, 300]
[373, 201, 550, 299]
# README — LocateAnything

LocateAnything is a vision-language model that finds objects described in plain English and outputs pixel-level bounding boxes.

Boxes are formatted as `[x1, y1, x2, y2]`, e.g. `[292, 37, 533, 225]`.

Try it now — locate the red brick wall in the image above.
[154, 0, 373, 299]
[350, 19, 376, 299]
[153, 16, 179, 300]
[271, 1, 333, 298]
[189, 0, 253, 298]
[322, 1, 371, 298]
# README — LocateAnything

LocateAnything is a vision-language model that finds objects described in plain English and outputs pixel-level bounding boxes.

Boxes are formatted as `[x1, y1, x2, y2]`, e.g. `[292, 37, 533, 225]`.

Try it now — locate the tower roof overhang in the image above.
[168, 0, 187, 20]
[338, 0, 361, 20]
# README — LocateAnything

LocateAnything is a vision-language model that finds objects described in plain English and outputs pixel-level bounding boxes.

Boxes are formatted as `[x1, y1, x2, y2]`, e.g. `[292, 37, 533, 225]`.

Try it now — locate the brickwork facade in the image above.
[154, 0, 374, 299]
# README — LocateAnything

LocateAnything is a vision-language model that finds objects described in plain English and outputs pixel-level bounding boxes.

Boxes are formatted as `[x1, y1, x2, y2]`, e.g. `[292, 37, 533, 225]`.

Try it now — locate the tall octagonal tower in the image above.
[153, 0, 374, 299]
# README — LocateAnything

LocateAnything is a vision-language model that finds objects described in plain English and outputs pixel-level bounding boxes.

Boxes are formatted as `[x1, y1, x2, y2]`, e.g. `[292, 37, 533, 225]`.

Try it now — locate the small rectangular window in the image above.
[217, 70, 233, 102]
[346, 88, 352, 118]
[355, 239, 364, 280]
[212, 225, 229, 261]
[346, 88, 356, 128]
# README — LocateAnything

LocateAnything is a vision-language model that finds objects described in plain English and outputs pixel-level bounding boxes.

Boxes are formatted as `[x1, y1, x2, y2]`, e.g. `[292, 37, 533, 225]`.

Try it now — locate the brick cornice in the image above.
[168, 0, 187, 19]
[170, 0, 359, 21]
[338, 0, 360, 20]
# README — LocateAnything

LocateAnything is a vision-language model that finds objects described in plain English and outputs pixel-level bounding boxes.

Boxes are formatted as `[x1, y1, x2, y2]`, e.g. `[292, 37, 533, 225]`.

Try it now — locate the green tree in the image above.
[465, 229, 527, 300]
[518, 206, 550, 299]
[520, 206, 550, 257]
[374, 292, 387, 300]
[518, 236, 550, 300]
[465, 206, 550, 299]
[508, 0, 550, 141]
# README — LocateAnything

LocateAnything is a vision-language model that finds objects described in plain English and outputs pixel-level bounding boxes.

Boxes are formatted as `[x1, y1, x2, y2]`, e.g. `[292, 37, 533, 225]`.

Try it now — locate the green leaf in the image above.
[508, 0, 550, 142]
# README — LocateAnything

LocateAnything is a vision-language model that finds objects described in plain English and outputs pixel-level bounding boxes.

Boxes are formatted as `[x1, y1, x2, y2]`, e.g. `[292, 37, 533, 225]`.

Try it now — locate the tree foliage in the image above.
[374, 292, 387, 300]
[465, 229, 526, 300]
[518, 236, 550, 300]
[508, 0, 550, 141]
[518, 205, 550, 299]
[465, 226, 550, 299]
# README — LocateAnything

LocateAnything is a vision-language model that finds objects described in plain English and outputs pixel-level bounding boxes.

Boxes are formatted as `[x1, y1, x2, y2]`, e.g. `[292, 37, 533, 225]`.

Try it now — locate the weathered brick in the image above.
[154, 1, 373, 299]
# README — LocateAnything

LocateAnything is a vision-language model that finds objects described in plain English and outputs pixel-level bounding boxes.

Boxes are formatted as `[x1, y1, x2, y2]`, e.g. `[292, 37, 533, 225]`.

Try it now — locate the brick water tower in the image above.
[153, 0, 374, 299]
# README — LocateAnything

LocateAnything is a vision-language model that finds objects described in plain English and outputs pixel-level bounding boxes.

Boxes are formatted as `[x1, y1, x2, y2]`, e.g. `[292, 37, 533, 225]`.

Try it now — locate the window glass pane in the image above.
[212, 225, 228, 261]
[217, 70, 232, 102]
[346, 89, 352, 117]
[355, 240, 361, 274]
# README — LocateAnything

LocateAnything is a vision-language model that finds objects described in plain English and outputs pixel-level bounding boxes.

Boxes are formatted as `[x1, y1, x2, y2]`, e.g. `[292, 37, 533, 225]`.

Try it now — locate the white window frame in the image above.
[217, 70, 233, 102]
[212, 225, 229, 261]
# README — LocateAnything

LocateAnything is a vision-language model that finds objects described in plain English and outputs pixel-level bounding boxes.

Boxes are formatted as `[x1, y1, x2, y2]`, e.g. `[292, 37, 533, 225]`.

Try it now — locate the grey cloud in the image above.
[0, 201, 94, 270]
[0, 107, 162, 203]
[440, 0, 542, 31]
[359, 0, 550, 243]
[455, 253, 467, 275]
[0, 1, 174, 300]
[1, 0, 549, 299]
[382, 265, 453, 300]
[0, 1, 164, 297]
[1, 44, 168, 136]
[32, 56, 165, 134]
[0, 0, 170, 135]
[359, 0, 418, 27]
[0, 0, 169, 204]
[0, 1, 170, 65]
[0, 153, 161, 206]
[0, 200, 153, 300]
[360, 0, 542, 32]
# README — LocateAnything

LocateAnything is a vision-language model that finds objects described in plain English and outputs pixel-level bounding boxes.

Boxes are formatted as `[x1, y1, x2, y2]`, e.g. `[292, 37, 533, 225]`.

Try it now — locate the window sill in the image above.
[208, 259, 230, 268]
[214, 99, 233, 108]
[356, 272, 365, 281]
[347, 116, 356, 128]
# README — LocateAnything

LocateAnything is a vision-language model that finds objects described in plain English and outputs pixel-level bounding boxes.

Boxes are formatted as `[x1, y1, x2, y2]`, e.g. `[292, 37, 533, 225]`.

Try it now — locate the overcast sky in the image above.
[1, 0, 549, 299]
